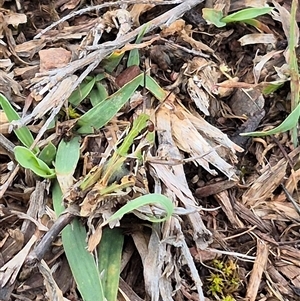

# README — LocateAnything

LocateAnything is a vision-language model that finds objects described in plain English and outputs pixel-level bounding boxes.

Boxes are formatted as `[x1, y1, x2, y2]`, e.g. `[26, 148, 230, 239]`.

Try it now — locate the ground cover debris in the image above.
[0, 0, 300, 300]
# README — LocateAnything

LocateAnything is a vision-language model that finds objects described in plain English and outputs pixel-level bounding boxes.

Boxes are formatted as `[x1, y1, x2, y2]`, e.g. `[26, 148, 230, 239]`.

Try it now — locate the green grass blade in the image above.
[90, 74, 108, 106]
[38, 142, 56, 166]
[55, 136, 81, 194]
[101, 193, 174, 227]
[98, 227, 124, 301]
[90, 83, 108, 107]
[127, 48, 140, 68]
[77, 73, 144, 134]
[117, 113, 149, 157]
[55, 136, 80, 174]
[101, 51, 125, 73]
[145, 75, 168, 101]
[261, 81, 285, 94]
[77, 74, 166, 133]
[52, 182, 105, 301]
[101, 113, 149, 184]
[127, 23, 149, 67]
[0, 93, 37, 151]
[94, 73, 106, 81]
[202, 8, 226, 27]
[69, 77, 96, 106]
[14, 146, 55, 178]
[240, 102, 300, 137]
[222, 7, 273, 23]
[242, 18, 265, 30]
[288, 0, 299, 146]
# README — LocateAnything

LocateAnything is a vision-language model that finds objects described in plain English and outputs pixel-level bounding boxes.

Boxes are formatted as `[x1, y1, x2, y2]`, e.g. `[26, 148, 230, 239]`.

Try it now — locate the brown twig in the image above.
[25, 212, 75, 265]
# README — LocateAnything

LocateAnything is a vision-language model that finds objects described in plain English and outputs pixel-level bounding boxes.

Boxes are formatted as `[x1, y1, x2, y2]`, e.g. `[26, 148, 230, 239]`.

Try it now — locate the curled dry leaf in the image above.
[271, 0, 299, 43]
[188, 112, 244, 154]
[171, 105, 240, 179]
[160, 19, 186, 36]
[161, 19, 214, 53]
[130, 3, 156, 26]
[238, 33, 276, 46]
[103, 9, 132, 39]
[187, 77, 210, 116]
[253, 50, 283, 83]
[185, 57, 220, 95]
[115, 9, 133, 38]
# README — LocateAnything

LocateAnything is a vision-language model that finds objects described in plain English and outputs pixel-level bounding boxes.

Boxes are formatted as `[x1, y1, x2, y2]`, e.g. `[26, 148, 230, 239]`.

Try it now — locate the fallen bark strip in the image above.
[246, 239, 269, 301]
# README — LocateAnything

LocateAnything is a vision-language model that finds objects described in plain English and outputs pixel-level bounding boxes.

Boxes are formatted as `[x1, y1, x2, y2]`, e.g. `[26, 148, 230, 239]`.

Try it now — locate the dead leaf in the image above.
[0, 235, 37, 288]
[172, 105, 239, 178]
[229, 88, 265, 117]
[238, 33, 276, 46]
[187, 78, 210, 116]
[130, 4, 156, 26]
[0, 69, 23, 99]
[60, 0, 81, 11]
[38, 260, 65, 301]
[272, 0, 299, 43]
[20, 75, 78, 125]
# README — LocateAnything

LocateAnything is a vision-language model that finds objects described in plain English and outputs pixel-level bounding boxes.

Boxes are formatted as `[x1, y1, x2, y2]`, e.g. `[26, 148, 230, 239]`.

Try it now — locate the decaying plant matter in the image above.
[0, 0, 300, 301]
